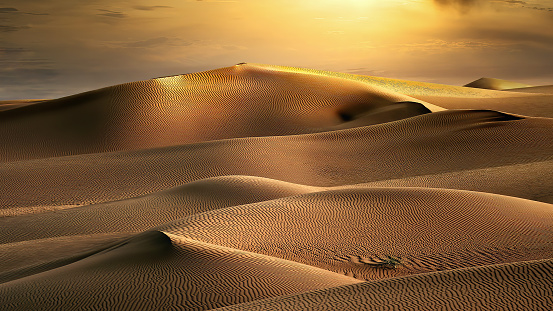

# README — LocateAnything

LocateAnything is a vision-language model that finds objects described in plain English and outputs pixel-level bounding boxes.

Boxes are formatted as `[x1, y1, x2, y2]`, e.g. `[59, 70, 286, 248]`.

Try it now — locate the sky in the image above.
[1, 0, 552, 100]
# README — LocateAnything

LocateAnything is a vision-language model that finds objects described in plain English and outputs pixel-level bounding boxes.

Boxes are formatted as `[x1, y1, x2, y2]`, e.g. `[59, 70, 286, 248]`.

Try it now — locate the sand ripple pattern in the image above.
[1, 64, 553, 310]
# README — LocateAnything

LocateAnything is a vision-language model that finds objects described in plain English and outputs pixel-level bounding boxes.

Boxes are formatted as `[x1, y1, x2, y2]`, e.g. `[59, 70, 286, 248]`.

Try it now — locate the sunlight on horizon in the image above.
[0, 0, 552, 99]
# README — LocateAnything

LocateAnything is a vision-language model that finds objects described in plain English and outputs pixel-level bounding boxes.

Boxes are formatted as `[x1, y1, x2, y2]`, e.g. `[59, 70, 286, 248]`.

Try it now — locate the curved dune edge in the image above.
[1, 109, 551, 211]
[158, 187, 553, 281]
[254, 63, 539, 98]
[0, 64, 442, 163]
[0, 63, 552, 310]
[0, 176, 320, 244]
[464, 77, 532, 90]
[507, 85, 553, 94]
[0, 175, 318, 218]
[0, 231, 359, 310]
[0, 100, 46, 112]
[253, 64, 553, 117]
[214, 258, 553, 311]
[0, 233, 132, 284]
[357, 159, 553, 203]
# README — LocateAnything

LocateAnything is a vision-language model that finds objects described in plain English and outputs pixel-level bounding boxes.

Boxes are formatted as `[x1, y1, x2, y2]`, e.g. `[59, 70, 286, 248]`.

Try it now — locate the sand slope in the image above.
[1, 109, 552, 211]
[0, 231, 359, 310]
[508, 85, 553, 94]
[159, 187, 553, 281]
[464, 77, 532, 90]
[0, 100, 45, 112]
[0, 176, 319, 243]
[1, 64, 553, 310]
[0, 64, 438, 163]
[217, 258, 553, 311]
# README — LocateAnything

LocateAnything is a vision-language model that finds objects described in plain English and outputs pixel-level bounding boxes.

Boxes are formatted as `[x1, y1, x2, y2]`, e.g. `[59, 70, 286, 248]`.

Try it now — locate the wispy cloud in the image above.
[0, 7, 18, 13]
[435, 0, 553, 12]
[0, 7, 48, 15]
[97, 9, 127, 18]
[133, 6, 173, 11]
[0, 47, 29, 55]
[0, 25, 29, 32]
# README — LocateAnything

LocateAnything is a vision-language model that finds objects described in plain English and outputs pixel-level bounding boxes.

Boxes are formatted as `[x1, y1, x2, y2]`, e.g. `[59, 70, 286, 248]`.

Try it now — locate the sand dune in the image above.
[0, 100, 45, 112]
[159, 187, 553, 281]
[0, 231, 359, 310]
[0, 176, 319, 243]
[1, 109, 552, 211]
[464, 77, 532, 90]
[253, 64, 553, 118]
[0, 233, 132, 284]
[507, 85, 553, 94]
[1, 64, 553, 310]
[0, 64, 438, 163]
[217, 258, 553, 311]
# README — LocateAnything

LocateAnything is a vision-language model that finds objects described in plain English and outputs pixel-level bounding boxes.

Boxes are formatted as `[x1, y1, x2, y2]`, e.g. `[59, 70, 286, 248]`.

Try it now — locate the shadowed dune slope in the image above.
[0, 100, 45, 112]
[0, 231, 359, 311]
[0, 64, 438, 163]
[216, 258, 553, 311]
[159, 187, 553, 281]
[464, 77, 532, 90]
[1, 109, 551, 210]
[0, 233, 132, 284]
[0, 176, 319, 243]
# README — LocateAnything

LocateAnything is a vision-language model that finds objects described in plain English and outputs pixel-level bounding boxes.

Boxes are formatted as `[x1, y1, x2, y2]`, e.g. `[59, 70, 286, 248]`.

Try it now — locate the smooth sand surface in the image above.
[464, 77, 532, 90]
[507, 85, 553, 94]
[1, 64, 552, 310]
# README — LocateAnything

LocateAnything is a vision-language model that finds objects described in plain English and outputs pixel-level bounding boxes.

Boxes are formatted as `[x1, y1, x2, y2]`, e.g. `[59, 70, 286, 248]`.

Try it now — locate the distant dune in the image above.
[464, 77, 532, 90]
[508, 85, 553, 94]
[1, 64, 552, 310]
[0, 99, 45, 112]
[217, 258, 553, 310]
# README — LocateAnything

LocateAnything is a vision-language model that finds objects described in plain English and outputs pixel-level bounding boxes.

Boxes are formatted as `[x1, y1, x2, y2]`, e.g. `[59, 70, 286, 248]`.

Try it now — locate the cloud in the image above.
[0, 25, 29, 32]
[97, 9, 127, 18]
[433, 0, 482, 12]
[434, 0, 553, 13]
[500, 0, 526, 4]
[0, 7, 18, 13]
[0, 7, 48, 15]
[133, 6, 173, 11]
[0, 47, 29, 56]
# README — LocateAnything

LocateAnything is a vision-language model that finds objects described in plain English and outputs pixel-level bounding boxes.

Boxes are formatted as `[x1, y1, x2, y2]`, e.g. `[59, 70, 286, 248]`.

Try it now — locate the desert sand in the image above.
[1, 63, 553, 310]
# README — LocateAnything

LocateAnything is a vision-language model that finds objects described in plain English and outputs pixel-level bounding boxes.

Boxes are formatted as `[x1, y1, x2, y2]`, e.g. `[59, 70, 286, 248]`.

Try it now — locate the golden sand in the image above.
[1, 64, 552, 310]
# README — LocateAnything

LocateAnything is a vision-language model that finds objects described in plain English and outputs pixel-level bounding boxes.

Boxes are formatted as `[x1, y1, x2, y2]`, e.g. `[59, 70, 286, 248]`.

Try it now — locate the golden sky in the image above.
[1, 0, 552, 99]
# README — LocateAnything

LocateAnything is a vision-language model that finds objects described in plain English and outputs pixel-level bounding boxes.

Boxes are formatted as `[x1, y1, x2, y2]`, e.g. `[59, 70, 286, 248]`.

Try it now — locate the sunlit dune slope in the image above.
[464, 77, 532, 90]
[0, 231, 359, 310]
[217, 258, 553, 311]
[257, 64, 553, 118]
[0, 64, 438, 163]
[0, 176, 319, 243]
[1, 109, 552, 211]
[507, 85, 553, 94]
[359, 160, 553, 204]
[159, 187, 553, 281]
[1, 64, 552, 310]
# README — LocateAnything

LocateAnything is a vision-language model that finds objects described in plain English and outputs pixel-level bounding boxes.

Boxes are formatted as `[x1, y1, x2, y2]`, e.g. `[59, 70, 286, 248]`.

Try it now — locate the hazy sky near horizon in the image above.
[1, 0, 552, 99]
